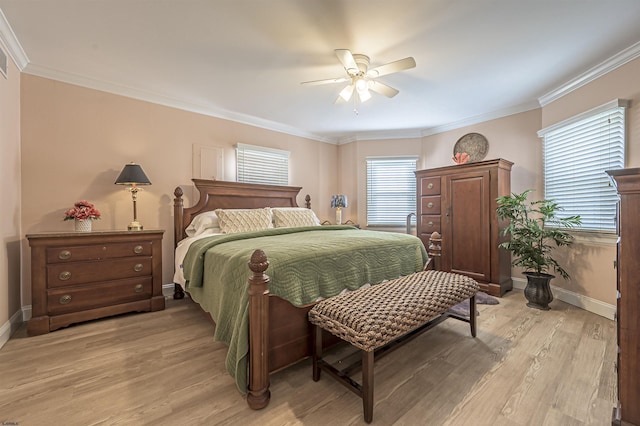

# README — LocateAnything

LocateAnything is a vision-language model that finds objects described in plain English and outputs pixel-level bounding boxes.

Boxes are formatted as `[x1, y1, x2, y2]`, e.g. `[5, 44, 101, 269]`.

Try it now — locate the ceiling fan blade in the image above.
[301, 77, 350, 86]
[367, 57, 416, 78]
[335, 49, 359, 74]
[368, 80, 399, 98]
[335, 84, 354, 104]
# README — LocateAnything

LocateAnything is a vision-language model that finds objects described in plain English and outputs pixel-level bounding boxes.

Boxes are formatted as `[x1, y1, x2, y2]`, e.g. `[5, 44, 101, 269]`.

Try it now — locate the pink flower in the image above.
[63, 201, 101, 221]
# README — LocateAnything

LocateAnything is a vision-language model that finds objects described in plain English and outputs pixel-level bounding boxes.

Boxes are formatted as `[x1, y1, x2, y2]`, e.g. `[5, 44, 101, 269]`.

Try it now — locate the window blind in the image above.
[366, 157, 418, 226]
[236, 143, 290, 186]
[540, 101, 628, 232]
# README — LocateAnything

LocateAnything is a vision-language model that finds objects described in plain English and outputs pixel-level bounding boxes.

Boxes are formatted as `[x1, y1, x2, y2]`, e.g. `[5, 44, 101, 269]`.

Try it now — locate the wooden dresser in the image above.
[415, 158, 513, 296]
[607, 169, 640, 426]
[27, 230, 165, 336]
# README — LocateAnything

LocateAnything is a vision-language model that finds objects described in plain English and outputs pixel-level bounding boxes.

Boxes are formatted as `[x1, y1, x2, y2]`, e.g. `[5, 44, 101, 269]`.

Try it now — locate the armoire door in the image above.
[441, 170, 491, 282]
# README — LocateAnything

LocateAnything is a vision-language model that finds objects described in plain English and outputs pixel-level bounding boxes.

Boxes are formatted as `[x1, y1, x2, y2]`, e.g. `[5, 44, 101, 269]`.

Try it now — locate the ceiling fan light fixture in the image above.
[302, 49, 415, 106]
[339, 84, 354, 102]
[357, 87, 372, 103]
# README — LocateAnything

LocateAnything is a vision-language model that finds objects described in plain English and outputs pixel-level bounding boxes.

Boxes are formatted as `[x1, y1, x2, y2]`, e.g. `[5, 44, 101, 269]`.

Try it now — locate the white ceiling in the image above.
[2, 1, 640, 144]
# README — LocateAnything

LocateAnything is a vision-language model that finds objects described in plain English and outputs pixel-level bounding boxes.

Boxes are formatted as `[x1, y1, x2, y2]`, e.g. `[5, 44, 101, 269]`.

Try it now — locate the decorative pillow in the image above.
[272, 207, 320, 228]
[185, 211, 220, 237]
[215, 208, 273, 234]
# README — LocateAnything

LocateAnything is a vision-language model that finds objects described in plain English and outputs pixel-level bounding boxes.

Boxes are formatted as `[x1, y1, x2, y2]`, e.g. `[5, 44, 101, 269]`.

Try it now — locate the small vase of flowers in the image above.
[64, 200, 101, 232]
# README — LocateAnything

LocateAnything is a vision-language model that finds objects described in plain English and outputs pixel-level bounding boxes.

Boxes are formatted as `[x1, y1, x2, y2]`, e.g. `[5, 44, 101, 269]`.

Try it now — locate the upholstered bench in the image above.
[308, 270, 479, 423]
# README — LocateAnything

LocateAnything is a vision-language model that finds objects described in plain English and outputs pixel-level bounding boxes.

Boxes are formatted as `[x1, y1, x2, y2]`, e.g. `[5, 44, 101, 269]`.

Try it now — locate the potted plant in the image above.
[496, 189, 581, 310]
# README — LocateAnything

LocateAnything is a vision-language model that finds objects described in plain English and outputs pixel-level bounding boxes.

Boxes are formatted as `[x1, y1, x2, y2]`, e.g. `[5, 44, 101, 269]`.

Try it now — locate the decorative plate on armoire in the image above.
[453, 133, 489, 163]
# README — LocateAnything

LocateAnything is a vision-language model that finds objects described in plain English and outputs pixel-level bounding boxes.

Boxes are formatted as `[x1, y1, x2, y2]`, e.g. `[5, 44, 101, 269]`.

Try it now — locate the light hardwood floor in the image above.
[0, 291, 616, 426]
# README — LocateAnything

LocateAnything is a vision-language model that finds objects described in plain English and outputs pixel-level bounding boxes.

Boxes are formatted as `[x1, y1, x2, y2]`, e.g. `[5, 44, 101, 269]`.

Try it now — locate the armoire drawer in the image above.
[47, 276, 153, 315]
[421, 196, 441, 214]
[420, 177, 441, 195]
[420, 215, 441, 234]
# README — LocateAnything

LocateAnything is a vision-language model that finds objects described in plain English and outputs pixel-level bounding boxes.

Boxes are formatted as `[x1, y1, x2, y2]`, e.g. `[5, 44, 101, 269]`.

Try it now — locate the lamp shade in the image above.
[115, 163, 151, 185]
[330, 194, 348, 209]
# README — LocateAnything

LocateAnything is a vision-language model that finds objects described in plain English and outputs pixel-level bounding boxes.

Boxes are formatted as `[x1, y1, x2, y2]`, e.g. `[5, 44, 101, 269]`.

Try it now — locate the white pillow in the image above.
[185, 211, 220, 237]
[272, 207, 321, 228]
[215, 208, 273, 234]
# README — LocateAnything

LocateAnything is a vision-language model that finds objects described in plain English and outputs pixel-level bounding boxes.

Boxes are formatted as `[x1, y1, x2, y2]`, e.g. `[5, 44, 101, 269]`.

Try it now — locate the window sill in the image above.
[568, 230, 617, 246]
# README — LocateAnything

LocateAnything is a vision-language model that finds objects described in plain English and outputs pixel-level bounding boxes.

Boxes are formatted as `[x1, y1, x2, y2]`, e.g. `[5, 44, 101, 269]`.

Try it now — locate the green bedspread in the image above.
[182, 225, 428, 394]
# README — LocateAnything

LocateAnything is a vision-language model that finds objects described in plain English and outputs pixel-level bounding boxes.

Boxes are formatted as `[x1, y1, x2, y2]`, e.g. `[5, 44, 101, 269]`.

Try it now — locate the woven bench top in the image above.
[308, 270, 479, 352]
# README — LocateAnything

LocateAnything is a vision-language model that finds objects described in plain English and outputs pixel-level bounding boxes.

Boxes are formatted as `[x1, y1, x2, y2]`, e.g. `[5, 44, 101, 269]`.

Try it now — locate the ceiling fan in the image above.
[301, 49, 416, 104]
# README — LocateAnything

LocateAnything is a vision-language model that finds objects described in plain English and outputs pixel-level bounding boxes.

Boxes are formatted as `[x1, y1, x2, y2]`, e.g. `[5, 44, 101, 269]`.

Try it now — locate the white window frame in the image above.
[236, 143, 290, 186]
[538, 99, 629, 232]
[366, 156, 418, 227]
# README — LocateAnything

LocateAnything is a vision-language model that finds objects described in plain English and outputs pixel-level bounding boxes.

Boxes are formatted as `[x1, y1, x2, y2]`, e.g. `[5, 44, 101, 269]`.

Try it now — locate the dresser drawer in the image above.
[47, 277, 152, 315]
[421, 196, 441, 215]
[420, 215, 441, 234]
[46, 241, 152, 263]
[420, 177, 441, 195]
[47, 257, 152, 288]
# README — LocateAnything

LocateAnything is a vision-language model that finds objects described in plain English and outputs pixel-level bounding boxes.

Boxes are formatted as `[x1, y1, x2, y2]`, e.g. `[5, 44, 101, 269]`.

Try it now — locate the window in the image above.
[236, 143, 289, 186]
[366, 156, 418, 226]
[538, 99, 629, 232]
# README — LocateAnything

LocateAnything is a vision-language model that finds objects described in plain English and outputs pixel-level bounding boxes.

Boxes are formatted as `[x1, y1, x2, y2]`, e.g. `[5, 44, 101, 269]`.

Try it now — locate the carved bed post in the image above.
[428, 231, 442, 271]
[247, 249, 271, 409]
[173, 187, 186, 299]
[305, 194, 311, 209]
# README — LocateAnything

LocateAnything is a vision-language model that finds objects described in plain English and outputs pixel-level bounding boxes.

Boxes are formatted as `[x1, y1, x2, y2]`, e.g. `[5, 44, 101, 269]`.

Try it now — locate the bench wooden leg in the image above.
[312, 324, 322, 381]
[362, 350, 374, 423]
[470, 294, 477, 338]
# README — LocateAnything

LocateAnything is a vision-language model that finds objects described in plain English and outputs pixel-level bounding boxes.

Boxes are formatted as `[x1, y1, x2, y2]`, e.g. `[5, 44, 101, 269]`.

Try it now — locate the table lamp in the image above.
[330, 194, 348, 225]
[115, 162, 151, 231]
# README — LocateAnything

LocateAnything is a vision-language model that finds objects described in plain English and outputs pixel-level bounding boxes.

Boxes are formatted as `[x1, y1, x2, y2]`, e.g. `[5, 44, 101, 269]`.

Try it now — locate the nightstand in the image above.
[26, 230, 165, 335]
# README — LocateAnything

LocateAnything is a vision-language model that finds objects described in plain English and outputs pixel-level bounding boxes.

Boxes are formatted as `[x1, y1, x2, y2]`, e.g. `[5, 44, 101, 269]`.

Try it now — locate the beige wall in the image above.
[13, 55, 640, 319]
[338, 137, 423, 228]
[19, 75, 338, 306]
[0, 53, 22, 335]
[537, 55, 640, 306]
[338, 82, 637, 307]
[339, 109, 542, 230]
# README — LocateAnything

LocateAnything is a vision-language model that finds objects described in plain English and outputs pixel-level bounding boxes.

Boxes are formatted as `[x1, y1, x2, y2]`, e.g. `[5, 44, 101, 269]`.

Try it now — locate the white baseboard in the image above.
[0, 309, 25, 350]
[512, 277, 616, 320]
[22, 304, 31, 321]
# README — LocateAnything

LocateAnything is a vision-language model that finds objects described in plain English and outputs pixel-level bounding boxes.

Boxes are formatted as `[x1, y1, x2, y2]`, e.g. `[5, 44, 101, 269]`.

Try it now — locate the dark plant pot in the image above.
[523, 272, 554, 310]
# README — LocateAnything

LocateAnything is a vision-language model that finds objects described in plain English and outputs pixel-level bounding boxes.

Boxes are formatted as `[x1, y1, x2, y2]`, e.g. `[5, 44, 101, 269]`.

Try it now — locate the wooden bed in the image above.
[173, 179, 427, 410]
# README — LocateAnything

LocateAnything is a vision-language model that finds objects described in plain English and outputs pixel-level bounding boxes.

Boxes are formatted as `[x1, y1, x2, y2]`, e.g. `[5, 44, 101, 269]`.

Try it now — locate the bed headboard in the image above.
[173, 179, 310, 246]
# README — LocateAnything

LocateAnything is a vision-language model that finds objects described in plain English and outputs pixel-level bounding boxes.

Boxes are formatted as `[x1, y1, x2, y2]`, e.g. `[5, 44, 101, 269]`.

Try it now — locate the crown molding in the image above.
[22, 63, 337, 145]
[0, 7, 28, 69]
[335, 101, 540, 144]
[420, 101, 540, 137]
[539, 40, 640, 107]
[336, 128, 423, 144]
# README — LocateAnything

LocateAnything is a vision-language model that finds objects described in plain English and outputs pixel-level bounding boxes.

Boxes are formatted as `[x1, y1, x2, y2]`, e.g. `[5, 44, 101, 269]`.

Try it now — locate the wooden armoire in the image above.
[607, 168, 640, 426]
[416, 158, 513, 297]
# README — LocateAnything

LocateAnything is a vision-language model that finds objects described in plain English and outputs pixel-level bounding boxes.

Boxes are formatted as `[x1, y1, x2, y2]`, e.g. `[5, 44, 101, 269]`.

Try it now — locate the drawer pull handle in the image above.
[59, 295, 72, 305]
[58, 250, 71, 260]
[59, 271, 72, 281]
[134, 284, 144, 293]
[427, 183, 434, 189]
[134, 263, 144, 272]
[427, 221, 434, 227]
[427, 202, 434, 209]
[133, 245, 144, 254]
